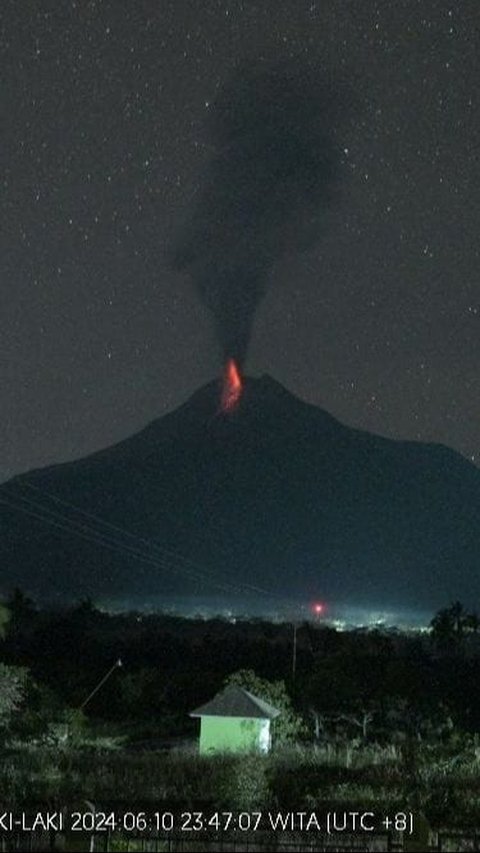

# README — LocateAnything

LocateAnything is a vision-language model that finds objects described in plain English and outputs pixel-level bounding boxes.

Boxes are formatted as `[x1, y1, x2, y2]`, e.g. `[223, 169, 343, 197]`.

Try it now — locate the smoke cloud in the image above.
[171, 59, 341, 368]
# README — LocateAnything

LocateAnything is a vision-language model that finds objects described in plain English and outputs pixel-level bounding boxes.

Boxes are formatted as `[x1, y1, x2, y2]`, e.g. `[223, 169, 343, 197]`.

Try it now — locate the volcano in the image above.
[1, 375, 479, 612]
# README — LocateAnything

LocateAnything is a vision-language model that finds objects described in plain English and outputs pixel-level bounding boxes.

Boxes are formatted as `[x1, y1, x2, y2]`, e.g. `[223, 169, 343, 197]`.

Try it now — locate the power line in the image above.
[2, 482, 291, 604]
[0, 493, 247, 597]
[19, 480, 287, 601]
[20, 481, 260, 593]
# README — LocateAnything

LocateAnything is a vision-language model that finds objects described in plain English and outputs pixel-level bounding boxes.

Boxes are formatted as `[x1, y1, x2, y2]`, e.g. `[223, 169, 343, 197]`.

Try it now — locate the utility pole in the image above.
[80, 658, 123, 711]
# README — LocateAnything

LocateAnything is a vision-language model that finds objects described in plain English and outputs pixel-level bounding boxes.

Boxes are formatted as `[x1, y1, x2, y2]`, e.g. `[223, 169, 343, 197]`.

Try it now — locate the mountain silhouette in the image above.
[1, 375, 479, 612]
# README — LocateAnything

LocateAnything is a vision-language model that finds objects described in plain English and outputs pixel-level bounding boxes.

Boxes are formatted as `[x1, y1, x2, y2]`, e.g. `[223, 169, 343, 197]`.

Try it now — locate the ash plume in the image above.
[171, 59, 341, 368]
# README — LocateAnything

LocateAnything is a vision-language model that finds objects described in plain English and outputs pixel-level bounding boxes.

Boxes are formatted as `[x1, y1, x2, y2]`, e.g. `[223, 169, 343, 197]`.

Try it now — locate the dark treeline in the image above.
[4, 594, 480, 828]
[2, 592, 480, 744]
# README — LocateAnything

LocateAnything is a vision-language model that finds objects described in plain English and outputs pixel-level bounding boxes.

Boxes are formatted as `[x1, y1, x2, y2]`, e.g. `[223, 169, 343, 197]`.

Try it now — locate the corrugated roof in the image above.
[190, 685, 281, 719]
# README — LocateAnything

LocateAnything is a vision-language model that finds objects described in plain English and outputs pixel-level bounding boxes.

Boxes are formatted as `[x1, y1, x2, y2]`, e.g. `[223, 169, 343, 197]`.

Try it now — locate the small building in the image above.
[190, 685, 280, 755]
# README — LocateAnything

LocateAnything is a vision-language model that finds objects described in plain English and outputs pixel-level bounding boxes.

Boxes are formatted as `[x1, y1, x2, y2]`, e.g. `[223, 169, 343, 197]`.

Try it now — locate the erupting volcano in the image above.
[220, 358, 243, 412]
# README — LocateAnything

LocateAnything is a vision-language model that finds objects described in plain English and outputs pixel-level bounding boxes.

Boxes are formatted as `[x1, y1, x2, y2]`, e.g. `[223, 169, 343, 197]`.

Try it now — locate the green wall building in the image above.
[190, 685, 280, 754]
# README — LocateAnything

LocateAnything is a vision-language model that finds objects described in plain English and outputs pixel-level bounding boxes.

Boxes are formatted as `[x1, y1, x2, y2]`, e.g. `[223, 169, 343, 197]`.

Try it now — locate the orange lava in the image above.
[221, 358, 243, 412]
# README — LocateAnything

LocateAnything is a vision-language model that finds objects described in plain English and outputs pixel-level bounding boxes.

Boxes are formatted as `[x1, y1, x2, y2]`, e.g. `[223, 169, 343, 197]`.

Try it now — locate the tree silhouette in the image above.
[0, 604, 10, 640]
[431, 602, 480, 650]
[0, 664, 28, 737]
[225, 669, 306, 744]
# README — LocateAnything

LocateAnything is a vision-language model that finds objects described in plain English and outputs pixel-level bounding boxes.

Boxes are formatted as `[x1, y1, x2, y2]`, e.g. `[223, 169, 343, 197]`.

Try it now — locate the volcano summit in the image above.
[1, 375, 479, 613]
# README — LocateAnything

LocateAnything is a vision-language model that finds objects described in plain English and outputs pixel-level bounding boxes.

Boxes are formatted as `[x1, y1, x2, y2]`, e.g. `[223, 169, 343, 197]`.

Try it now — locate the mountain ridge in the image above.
[1, 375, 478, 611]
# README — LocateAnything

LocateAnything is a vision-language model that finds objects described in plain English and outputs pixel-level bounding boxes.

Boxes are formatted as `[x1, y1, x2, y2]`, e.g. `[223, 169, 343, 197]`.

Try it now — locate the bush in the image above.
[215, 753, 270, 810]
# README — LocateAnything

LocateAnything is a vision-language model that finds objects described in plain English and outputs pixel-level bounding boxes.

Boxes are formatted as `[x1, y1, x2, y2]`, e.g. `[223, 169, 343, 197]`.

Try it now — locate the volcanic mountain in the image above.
[1, 375, 479, 612]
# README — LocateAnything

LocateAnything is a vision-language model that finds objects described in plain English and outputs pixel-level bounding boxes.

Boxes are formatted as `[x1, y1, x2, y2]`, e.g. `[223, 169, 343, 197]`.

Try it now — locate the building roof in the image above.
[190, 685, 281, 720]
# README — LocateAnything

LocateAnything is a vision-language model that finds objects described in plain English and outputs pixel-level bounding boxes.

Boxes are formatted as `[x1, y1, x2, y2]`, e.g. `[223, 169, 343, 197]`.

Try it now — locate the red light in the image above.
[312, 602, 325, 615]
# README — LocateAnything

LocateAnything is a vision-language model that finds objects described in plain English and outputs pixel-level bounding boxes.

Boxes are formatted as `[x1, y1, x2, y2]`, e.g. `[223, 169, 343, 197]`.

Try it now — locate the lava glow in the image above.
[221, 358, 243, 412]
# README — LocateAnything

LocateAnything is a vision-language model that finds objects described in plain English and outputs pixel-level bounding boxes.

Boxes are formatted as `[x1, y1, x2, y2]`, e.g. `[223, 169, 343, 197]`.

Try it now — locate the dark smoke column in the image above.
[171, 59, 340, 370]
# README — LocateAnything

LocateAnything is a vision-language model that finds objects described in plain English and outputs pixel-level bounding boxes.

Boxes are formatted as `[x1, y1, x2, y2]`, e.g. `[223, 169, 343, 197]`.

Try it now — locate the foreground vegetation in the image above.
[2, 738, 480, 828]
[1, 594, 480, 829]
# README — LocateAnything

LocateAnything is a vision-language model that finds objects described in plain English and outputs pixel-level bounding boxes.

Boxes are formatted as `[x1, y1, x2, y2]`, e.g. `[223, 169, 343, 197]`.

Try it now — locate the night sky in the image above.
[3, 0, 479, 484]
